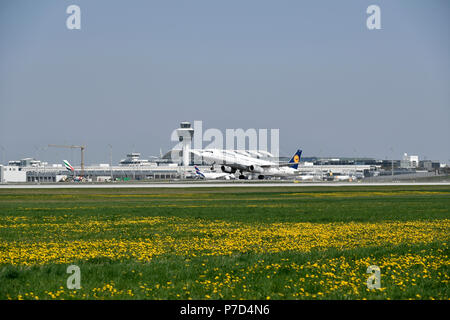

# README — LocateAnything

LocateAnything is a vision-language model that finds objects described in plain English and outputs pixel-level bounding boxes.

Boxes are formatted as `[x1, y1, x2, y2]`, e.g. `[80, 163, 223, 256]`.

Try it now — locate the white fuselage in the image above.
[192, 149, 298, 178]
[260, 166, 298, 177]
[334, 175, 355, 181]
[197, 171, 234, 180]
[297, 175, 315, 181]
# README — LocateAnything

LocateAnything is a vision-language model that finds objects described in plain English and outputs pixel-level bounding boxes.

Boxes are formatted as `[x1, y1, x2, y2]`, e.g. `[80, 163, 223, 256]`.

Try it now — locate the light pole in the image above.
[389, 147, 394, 181]
[0, 145, 5, 165]
[108, 144, 113, 182]
[0, 145, 3, 184]
[34, 146, 40, 183]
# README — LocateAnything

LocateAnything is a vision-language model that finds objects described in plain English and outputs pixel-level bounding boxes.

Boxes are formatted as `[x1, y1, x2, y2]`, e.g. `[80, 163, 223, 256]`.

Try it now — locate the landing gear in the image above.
[258, 175, 265, 180]
[239, 175, 246, 180]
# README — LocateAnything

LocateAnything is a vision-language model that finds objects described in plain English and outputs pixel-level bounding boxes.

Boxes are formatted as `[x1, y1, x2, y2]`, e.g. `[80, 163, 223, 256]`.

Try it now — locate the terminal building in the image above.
[4, 162, 180, 183]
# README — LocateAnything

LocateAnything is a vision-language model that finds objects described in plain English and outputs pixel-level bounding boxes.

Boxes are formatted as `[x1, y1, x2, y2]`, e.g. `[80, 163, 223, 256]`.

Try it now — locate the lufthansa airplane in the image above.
[194, 166, 235, 180]
[191, 149, 302, 179]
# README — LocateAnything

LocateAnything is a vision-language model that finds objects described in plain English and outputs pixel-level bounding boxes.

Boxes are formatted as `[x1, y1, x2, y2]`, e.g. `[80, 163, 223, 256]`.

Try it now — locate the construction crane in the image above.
[48, 144, 86, 176]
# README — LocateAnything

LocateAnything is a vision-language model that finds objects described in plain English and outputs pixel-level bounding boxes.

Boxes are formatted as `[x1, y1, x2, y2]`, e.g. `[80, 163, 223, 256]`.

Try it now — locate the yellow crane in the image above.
[48, 144, 86, 176]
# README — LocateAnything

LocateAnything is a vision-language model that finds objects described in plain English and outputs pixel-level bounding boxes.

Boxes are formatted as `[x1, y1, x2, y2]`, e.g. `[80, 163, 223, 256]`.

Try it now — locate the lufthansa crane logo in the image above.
[293, 155, 300, 163]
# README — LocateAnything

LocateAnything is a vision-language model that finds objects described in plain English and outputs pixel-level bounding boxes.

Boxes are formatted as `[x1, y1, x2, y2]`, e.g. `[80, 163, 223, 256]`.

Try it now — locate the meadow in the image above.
[0, 185, 448, 300]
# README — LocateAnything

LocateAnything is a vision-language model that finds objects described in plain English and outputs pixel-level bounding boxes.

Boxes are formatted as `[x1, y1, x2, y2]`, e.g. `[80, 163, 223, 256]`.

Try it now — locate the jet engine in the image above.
[248, 165, 264, 174]
[221, 165, 236, 174]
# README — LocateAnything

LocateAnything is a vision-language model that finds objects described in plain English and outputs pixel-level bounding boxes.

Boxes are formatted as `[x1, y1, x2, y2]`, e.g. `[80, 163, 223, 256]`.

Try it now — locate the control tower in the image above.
[176, 122, 194, 167]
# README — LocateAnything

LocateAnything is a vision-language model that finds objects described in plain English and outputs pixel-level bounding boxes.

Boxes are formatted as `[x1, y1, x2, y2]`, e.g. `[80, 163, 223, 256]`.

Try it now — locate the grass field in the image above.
[0, 185, 448, 300]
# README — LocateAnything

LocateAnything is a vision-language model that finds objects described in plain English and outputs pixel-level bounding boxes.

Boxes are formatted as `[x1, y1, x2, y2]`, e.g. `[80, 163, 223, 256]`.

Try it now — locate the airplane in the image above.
[333, 174, 356, 182]
[191, 149, 302, 179]
[296, 174, 315, 181]
[63, 160, 83, 182]
[194, 165, 235, 180]
[63, 160, 74, 171]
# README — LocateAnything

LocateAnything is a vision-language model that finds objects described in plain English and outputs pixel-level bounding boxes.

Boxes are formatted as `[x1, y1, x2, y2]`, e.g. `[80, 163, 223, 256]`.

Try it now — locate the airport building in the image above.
[400, 153, 419, 169]
[0, 165, 27, 183]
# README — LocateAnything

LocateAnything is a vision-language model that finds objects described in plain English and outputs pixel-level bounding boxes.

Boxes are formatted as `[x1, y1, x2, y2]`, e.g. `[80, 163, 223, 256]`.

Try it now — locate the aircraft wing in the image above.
[191, 150, 255, 169]
[260, 162, 298, 168]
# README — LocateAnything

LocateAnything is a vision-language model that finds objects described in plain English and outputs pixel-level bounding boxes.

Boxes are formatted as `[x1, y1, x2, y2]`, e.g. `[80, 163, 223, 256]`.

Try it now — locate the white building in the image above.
[0, 165, 27, 183]
[119, 153, 154, 166]
[400, 153, 419, 168]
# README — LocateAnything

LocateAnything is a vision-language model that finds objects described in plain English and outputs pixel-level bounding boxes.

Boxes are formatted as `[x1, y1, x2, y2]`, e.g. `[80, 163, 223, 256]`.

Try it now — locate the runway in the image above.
[1, 181, 449, 189]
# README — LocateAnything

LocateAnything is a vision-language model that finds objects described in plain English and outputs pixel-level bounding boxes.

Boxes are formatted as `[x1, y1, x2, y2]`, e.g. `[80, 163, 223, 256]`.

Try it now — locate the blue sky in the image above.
[0, 0, 449, 164]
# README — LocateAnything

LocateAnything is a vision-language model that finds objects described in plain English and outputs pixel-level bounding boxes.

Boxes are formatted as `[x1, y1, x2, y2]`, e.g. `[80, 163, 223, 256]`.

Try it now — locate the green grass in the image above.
[0, 185, 448, 300]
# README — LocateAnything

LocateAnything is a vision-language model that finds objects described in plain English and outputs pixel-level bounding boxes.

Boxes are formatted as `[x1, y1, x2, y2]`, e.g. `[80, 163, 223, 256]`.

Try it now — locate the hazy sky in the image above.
[1, 0, 449, 165]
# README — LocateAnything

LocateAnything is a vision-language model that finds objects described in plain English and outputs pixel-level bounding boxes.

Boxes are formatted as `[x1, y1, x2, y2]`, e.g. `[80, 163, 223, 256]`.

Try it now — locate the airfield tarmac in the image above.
[1, 181, 449, 188]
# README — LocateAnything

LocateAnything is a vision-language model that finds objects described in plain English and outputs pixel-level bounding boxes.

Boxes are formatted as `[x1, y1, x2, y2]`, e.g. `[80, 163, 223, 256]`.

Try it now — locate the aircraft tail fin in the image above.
[63, 160, 74, 172]
[288, 150, 302, 169]
[194, 165, 205, 178]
